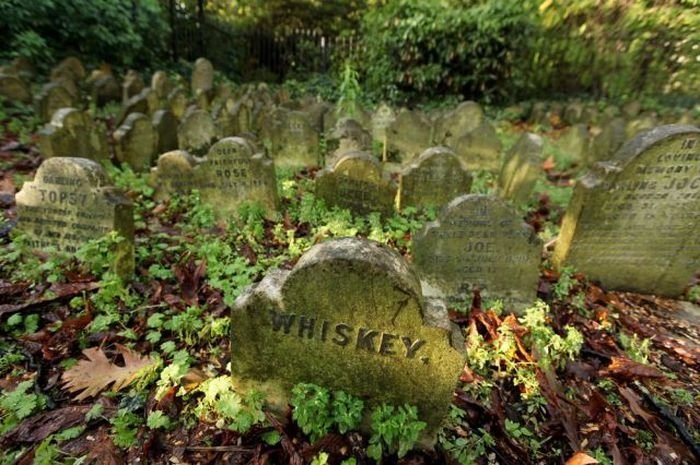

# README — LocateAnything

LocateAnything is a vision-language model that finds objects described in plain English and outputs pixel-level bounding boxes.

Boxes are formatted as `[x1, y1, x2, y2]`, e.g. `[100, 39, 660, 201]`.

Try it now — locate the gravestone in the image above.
[434, 101, 485, 146]
[622, 100, 641, 119]
[387, 109, 433, 163]
[114, 113, 157, 172]
[36, 83, 76, 121]
[563, 102, 584, 125]
[122, 70, 144, 103]
[558, 124, 589, 166]
[553, 125, 700, 296]
[271, 110, 320, 168]
[191, 58, 214, 95]
[6, 57, 34, 81]
[15, 157, 134, 278]
[231, 237, 466, 438]
[625, 113, 658, 139]
[371, 103, 396, 143]
[167, 88, 188, 120]
[38, 108, 109, 162]
[316, 152, 396, 216]
[0, 74, 31, 104]
[414, 194, 542, 311]
[327, 118, 372, 158]
[50, 57, 85, 83]
[116, 91, 149, 126]
[151, 71, 173, 100]
[149, 150, 197, 202]
[178, 108, 216, 156]
[590, 117, 626, 164]
[450, 120, 502, 171]
[497, 133, 544, 205]
[152, 109, 178, 155]
[399, 147, 472, 211]
[89, 71, 121, 106]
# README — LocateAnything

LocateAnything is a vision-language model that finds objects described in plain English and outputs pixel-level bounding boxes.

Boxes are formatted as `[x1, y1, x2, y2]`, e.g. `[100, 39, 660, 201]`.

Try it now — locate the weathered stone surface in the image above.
[388, 109, 433, 163]
[622, 100, 641, 119]
[450, 120, 502, 171]
[558, 124, 590, 166]
[590, 117, 626, 164]
[151, 137, 279, 218]
[231, 237, 465, 437]
[177, 109, 216, 156]
[38, 108, 109, 162]
[122, 70, 144, 103]
[191, 57, 214, 94]
[399, 147, 472, 211]
[625, 113, 658, 139]
[114, 113, 157, 172]
[414, 194, 542, 311]
[116, 91, 149, 126]
[151, 71, 173, 100]
[270, 109, 320, 168]
[563, 102, 584, 125]
[316, 152, 397, 216]
[327, 118, 372, 157]
[50, 57, 85, 83]
[553, 125, 700, 296]
[0, 74, 31, 104]
[15, 157, 133, 278]
[167, 88, 188, 120]
[497, 133, 544, 205]
[89, 72, 121, 106]
[36, 83, 76, 121]
[152, 109, 178, 155]
[371, 103, 396, 143]
[433, 101, 485, 146]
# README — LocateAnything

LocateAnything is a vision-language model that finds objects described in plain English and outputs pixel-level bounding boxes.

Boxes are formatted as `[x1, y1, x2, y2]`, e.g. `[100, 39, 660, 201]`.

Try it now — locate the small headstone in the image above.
[114, 113, 157, 172]
[178, 108, 216, 156]
[116, 91, 149, 126]
[151, 71, 173, 100]
[414, 194, 542, 311]
[316, 152, 396, 216]
[563, 102, 584, 125]
[553, 125, 700, 296]
[399, 147, 472, 211]
[590, 117, 626, 164]
[167, 88, 188, 120]
[8, 57, 34, 81]
[152, 109, 178, 155]
[15, 157, 133, 278]
[149, 150, 197, 202]
[625, 113, 658, 139]
[434, 101, 485, 146]
[327, 117, 371, 155]
[622, 100, 641, 119]
[122, 70, 145, 103]
[0, 74, 31, 104]
[558, 124, 590, 166]
[231, 237, 465, 438]
[36, 83, 76, 121]
[50, 57, 85, 83]
[191, 58, 214, 95]
[497, 133, 544, 205]
[450, 120, 502, 171]
[89, 71, 121, 106]
[271, 110, 320, 168]
[388, 109, 433, 163]
[38, 108, 109, 162]
[371, 103, 396, 143]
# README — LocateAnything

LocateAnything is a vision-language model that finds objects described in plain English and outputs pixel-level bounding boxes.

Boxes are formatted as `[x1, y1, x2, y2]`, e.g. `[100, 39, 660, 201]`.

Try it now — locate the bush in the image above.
[360, 0, 533, 104]
[0, 0, 169, 71]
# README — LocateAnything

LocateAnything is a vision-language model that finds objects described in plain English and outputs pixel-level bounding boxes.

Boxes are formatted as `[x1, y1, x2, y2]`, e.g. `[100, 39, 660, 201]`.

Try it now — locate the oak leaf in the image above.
[62, 344, 155, 400]
[565, 452, 598, 465]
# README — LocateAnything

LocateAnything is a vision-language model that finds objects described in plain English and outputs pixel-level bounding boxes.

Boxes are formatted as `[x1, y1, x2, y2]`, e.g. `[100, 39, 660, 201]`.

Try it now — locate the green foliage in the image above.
[110, 409, 143, 448]
[367, 404, 426, 461]
[618, 332, 651, 364]
[361, 0, 533, 104]
[146, 410, 172, 430]
[291, 383, 364, 441]
[193, 377, 265, 433]
[336, 61, 362, 118]
[0, 0, 169, 69]
[520, 300, 584, 370]
[0, 380, 47, 434]
[440, 406, 496, 464]
[553, 266, 577, 300]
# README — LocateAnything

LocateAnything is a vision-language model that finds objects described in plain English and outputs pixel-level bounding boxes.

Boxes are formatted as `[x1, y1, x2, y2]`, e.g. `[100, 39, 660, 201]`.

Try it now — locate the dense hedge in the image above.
[0, 0, 169, 72]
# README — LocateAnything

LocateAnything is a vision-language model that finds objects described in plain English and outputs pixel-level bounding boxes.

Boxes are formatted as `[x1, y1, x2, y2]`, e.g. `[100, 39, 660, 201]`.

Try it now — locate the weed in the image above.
[0, 380, 47, 434]
[367, 404, 426, 461]
[618, 332, 651, 364]
[291, 383, 364, 441]
[193, 377, 265, 432]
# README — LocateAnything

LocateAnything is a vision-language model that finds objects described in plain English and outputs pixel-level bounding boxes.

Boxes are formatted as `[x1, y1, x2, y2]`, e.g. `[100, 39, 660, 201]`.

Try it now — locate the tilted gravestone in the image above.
[122, 70, 145, 103]
[371, 103, 396, 144]
[36, 83, 76, 122]
[50, 57, 85, 84]
[151, 137, 279, 218]
[270, 110, 320, 168]
[497, 133, 544, 205]
[38, 108, 109, 162]
[553, 125, 700, 296]
[231, 237, 466, 438]
[113, 112, 157, 172]
[316, 152, 397, 216]
[387, 109, 433, 163]
[15, 157, 134, 278]
[625, 113, 658, 140]
[88, 71, 121, 106]
[152, 109, 179, 155]
[414, 194, 542, 311]
[450, 120, 502, 171]
[167, 88, 188, 120]
[178, 108, 217, 156]
[433, 101, 485, 147]
[326, 117, 372, 164]
[558, 124, 589, 166]
[399, 147, 472, 211]
[590, 117, 626, 164]
[191, 57, 214, 96]
[151, 71, 173, 100]
[0, 74, 32, 104]
[116, 91, 149, 126]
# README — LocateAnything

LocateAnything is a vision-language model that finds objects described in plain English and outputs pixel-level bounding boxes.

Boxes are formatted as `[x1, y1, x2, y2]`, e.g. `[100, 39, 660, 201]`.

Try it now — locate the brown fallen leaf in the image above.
[565, 451, 599, 465]
[598, 356, 666, 381]
[62, 344, 156, 400]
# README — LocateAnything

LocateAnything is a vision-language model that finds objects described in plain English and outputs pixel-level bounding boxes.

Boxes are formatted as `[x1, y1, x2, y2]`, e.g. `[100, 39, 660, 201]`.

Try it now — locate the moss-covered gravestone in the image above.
[114, 113, 157, 172]
[399, 147, 472, 211]
[414, 195, 542, 312]
[371, 103, 396, 143]
[167, 88, 188, 120]
[0, 74, 31, 104]
[178, 108, 216, 156]
[590, 117, 626, 164]
[152, 109, 178, 155]
[558, 124, 589, 166]
[15, 157, 134, 278]
[231, 237, 466, 438]
[316, 152, 397, 216]
[433, 101, 485, 147]
[149, 150, 197, 202]
[497, 133, 544, 205]
[554, 125, 700, 296]
[191, 58, 214, 95]
[36, 83, 76, 122]
[38, 108, 109, 162]
[387, 109, 433, 163]
[151, 71, 173, 100]
[272, 110, 320, 168]
[450, 120, 502, 171]
[122, 70, 145, 103]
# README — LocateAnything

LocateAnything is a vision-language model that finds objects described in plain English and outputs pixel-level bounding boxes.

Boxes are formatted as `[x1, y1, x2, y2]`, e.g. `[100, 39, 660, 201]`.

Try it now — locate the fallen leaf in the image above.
[62, 344, 155, 400]
[0, 405, 91, 445]
[565, 451, 599, 465]
[599, 356, 666, 380]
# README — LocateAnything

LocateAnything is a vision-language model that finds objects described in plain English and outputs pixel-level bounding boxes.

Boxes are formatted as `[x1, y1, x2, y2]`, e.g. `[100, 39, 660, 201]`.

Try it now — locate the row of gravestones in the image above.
[12, 126, 700, 443]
